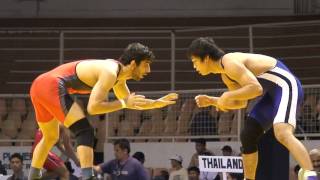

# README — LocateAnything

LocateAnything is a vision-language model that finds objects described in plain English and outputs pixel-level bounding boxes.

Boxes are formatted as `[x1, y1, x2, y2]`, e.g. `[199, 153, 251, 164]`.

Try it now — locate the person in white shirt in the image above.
[169, 155, 189, 180]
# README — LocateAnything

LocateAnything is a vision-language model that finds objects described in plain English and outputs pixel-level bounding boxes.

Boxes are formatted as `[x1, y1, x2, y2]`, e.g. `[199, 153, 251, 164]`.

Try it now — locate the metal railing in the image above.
[1, 84, 320, 145]
[1, 20, 320, 92]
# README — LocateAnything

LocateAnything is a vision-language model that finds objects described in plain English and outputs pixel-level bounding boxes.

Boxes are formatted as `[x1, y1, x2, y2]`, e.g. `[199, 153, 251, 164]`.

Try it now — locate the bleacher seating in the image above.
[1, 21, 320, 93]
[0, 20, 320, 146]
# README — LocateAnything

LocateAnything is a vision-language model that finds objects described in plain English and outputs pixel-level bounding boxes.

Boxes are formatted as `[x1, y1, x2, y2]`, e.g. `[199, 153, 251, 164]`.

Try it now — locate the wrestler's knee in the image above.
[273, 123, 294, 145]
[240, 117, 264, 154]
[42, 131, 59, 145]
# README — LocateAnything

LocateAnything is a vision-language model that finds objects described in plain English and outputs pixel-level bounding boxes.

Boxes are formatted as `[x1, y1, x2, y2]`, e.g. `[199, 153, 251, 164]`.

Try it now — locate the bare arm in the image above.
[113, 80, 130, 100]
[87, 69, 148, 114]
[133, 93, 178, 110]
[87, 69, 124, 115]
[221, 74, 248, 109]
[221, 55, 263, 101]
[194, 75, 248, 110]
[114, 81, 178, 110]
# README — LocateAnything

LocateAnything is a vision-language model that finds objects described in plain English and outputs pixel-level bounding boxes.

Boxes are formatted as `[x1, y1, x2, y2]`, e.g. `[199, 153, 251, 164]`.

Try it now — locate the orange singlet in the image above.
[30, 60, 93, 123]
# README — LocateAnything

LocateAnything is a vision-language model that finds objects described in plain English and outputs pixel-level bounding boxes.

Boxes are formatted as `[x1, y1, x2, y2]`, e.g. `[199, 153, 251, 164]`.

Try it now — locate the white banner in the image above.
[199, 156, 243, 173]
[0, 146, 32, 175]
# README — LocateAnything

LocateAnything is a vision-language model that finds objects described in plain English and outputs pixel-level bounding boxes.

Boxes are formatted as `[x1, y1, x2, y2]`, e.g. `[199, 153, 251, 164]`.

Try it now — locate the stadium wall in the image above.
[103, 140, 320, 168]
[0, 0, 294, 18]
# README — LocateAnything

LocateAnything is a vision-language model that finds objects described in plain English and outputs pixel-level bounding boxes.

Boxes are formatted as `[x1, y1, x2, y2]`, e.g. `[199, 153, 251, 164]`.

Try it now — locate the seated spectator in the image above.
[188, 166, 200, 180]
[132, 151, 152, 179]
[169, 155, 188, 180]
[198, 152, 219, 180]
[189, 138, 213, 167]
[94, 139, 148, 180]
[227, 172, 244, 180]
[153, 169, 169, 180]
[7, 153, 27, 180]
[221, 145, 233, 156]
[133, 151, 146, 165]
[309, 148, 320, 177]
[0, 160, 7, 175]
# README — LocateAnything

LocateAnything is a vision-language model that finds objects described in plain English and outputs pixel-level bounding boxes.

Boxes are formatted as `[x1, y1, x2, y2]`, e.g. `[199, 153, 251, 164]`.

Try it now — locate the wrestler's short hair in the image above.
[119, 43, 155, 65]
[188, 37, 225, 61]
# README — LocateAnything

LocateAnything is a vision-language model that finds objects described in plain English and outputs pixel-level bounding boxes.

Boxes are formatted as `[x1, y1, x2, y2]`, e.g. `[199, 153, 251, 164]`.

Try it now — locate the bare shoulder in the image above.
[223, 52, 241, 59]
[222, 52, 247, 69]
[77, 59, 119, 86]
[79, 60, 118, 75]
[223, 52, 249, 60]
[97, 59, 119, 75]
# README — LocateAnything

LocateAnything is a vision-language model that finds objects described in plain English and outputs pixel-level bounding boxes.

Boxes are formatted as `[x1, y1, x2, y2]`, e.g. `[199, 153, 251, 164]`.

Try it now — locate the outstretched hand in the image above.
[155, 93, 178, 108]
[125, 93, 148, 110]
[159, 93, 179, 101]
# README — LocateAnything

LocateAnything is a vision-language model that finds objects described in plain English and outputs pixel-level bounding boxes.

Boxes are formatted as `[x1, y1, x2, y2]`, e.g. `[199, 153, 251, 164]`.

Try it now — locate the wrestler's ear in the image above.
[204, 55, 210, 63]
[130, 60, 137, 69]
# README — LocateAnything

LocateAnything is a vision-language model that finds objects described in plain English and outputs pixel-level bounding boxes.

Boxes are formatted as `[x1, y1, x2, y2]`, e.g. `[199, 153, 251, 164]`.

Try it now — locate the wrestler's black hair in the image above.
[119, 43, 155, 65]
[187, 37, 225, 61]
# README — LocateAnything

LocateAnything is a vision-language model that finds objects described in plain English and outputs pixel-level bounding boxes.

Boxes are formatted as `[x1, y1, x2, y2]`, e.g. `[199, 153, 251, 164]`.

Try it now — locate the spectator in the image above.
[187, 166, 200, 180]
[198, 152, 219, 180]
[132, 151, 152, 179]
[189, 141, 219, 180]
[309, 148, 320, 177]
[0, 160, 7, 175]
[169, 155, 188, 180]
[221, 145, 233, 156]
[93, 138, 148, 180]
[133, 151, 145, 165]
[227, 173, 243, 180]
[153, 170, 169, 180]
[189, 138, 213, 167]
[7, 153, 27, 180]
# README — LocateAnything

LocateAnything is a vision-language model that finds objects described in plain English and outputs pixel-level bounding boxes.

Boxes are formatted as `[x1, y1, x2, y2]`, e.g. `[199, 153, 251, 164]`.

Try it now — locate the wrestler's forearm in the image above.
[224, 100, 248, 109]
[132, 99, 160, 110]
[87, 100, 123, 115]
[225, 84, 262, 101]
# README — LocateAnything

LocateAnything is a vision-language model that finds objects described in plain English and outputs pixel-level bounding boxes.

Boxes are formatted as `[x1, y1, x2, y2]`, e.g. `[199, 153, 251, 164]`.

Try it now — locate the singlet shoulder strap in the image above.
[107, 59, 122, 78]
[220, 58, 225, 69]
[116, 63, 121, 77]
[220, 57, 237, 83]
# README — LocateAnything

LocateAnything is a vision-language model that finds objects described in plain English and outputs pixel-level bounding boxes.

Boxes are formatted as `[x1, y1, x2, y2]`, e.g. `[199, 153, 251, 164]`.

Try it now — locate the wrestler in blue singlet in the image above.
[248, 60, 304, 130]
